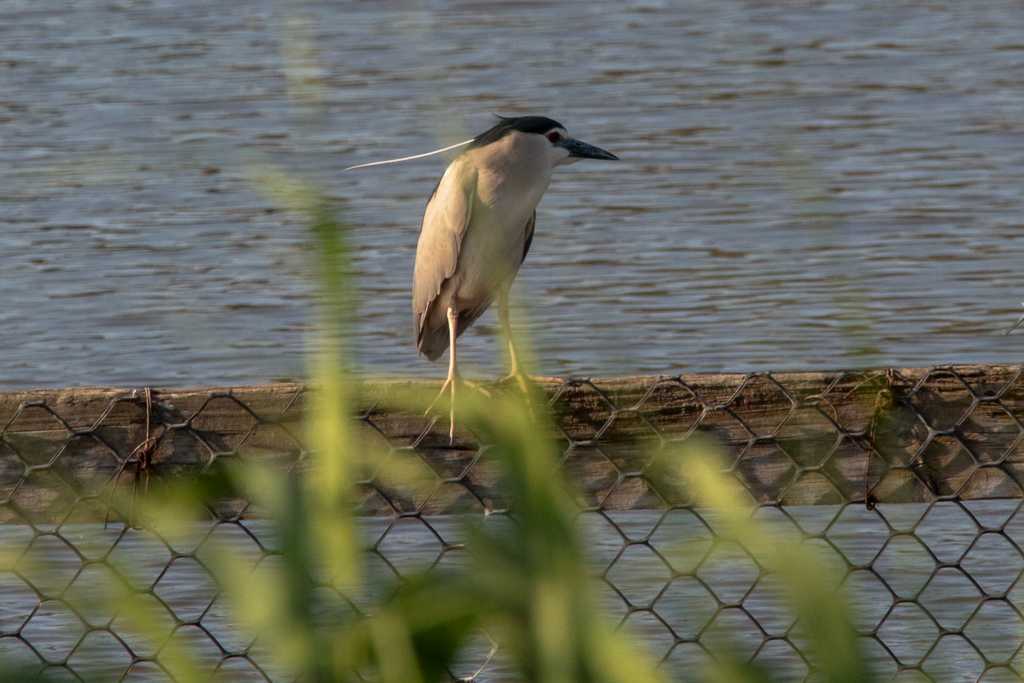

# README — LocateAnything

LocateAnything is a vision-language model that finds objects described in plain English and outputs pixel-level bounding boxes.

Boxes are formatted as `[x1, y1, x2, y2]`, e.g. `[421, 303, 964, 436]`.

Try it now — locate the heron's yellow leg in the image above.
[423, 307, 461, 443]
[424, 308, 496, 442]
[497, 290, 530, 395]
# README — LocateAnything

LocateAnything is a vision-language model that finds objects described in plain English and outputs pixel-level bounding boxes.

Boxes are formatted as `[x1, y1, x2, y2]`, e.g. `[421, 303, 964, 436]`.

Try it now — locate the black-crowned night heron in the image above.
[410, 115, 618, 439]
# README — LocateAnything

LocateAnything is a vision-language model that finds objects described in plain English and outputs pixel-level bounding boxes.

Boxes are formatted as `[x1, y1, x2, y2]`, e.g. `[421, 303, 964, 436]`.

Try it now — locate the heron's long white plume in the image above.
[344, 138, 475, 171]
[1008, 303, 1024, 336]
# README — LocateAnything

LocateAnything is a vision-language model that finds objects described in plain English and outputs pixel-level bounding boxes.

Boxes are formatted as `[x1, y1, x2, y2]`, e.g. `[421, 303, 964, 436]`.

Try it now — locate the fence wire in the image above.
[0, 365, 1023, 681]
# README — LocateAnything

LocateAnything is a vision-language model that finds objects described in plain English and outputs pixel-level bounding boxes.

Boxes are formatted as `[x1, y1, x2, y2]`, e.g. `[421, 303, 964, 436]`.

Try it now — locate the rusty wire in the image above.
[0, 365, 1022, 681]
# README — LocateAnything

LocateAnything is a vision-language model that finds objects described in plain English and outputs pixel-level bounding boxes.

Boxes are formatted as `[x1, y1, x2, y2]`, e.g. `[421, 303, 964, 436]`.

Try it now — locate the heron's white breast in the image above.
[470, 131, 553, 232]
[451, 132, 552, 301]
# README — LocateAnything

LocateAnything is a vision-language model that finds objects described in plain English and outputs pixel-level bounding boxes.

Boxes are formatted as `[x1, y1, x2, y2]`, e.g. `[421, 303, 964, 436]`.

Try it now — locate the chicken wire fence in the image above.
[0, 364, 1023, 682]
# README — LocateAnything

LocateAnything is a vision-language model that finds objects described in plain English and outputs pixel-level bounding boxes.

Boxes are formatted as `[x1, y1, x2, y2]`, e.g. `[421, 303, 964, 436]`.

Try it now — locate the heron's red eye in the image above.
[546, 131, 562, 143]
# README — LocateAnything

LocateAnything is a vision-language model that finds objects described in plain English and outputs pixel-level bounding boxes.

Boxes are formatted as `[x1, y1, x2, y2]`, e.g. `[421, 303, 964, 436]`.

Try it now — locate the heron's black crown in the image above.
[468, 115, 565, 150]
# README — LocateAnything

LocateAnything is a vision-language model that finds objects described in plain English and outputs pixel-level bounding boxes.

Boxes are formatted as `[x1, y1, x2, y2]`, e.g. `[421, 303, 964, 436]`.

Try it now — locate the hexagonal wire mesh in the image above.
[0, 364, 1023, 681]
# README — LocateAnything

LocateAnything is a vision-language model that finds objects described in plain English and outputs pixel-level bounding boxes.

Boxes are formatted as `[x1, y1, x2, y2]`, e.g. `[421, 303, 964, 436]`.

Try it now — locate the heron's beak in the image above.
[560, 138, 619, 161]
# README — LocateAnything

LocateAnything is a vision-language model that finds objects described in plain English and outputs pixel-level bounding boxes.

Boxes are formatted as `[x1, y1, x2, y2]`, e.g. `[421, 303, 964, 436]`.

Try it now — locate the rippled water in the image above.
[2, 0, 1023, 387]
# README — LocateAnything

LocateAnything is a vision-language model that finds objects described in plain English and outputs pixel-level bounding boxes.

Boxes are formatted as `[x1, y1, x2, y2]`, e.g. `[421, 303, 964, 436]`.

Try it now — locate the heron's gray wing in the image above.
[521, 210, 536, 265]
[412, 160, 478, 355]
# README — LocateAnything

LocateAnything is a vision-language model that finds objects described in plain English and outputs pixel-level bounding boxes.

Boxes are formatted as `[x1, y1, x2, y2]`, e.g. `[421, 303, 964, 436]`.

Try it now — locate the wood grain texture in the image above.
[1, 365, 1021, 521]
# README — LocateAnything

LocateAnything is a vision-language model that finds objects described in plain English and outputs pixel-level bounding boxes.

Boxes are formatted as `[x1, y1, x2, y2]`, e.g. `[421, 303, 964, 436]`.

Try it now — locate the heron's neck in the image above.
[470, 135, 553, 213]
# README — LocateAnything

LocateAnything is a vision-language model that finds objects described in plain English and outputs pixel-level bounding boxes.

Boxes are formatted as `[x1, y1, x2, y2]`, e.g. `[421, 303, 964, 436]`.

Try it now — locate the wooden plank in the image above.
[0, 365, 1021, 522]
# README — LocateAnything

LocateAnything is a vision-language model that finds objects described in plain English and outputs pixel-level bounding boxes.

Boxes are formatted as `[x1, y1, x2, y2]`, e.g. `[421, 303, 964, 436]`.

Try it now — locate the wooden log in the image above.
[0, 365, 1021, 522]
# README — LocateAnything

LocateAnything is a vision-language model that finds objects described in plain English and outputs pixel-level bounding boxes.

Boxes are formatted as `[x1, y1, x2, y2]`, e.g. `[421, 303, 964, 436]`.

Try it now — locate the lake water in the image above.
[2, 0, 1024, 389]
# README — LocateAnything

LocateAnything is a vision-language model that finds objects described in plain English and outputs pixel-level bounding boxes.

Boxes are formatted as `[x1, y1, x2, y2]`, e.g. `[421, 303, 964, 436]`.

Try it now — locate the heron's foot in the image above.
[460, 377, 493, 398]
[501, 373, 530, 396]
[424, 376, 452, 413]
[498, 369, 532, 394]
[497, 370, 537, 420]
[424, 375, 492, 444]
[423, 375, 456, 443]
[423, 376, 492, 409]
